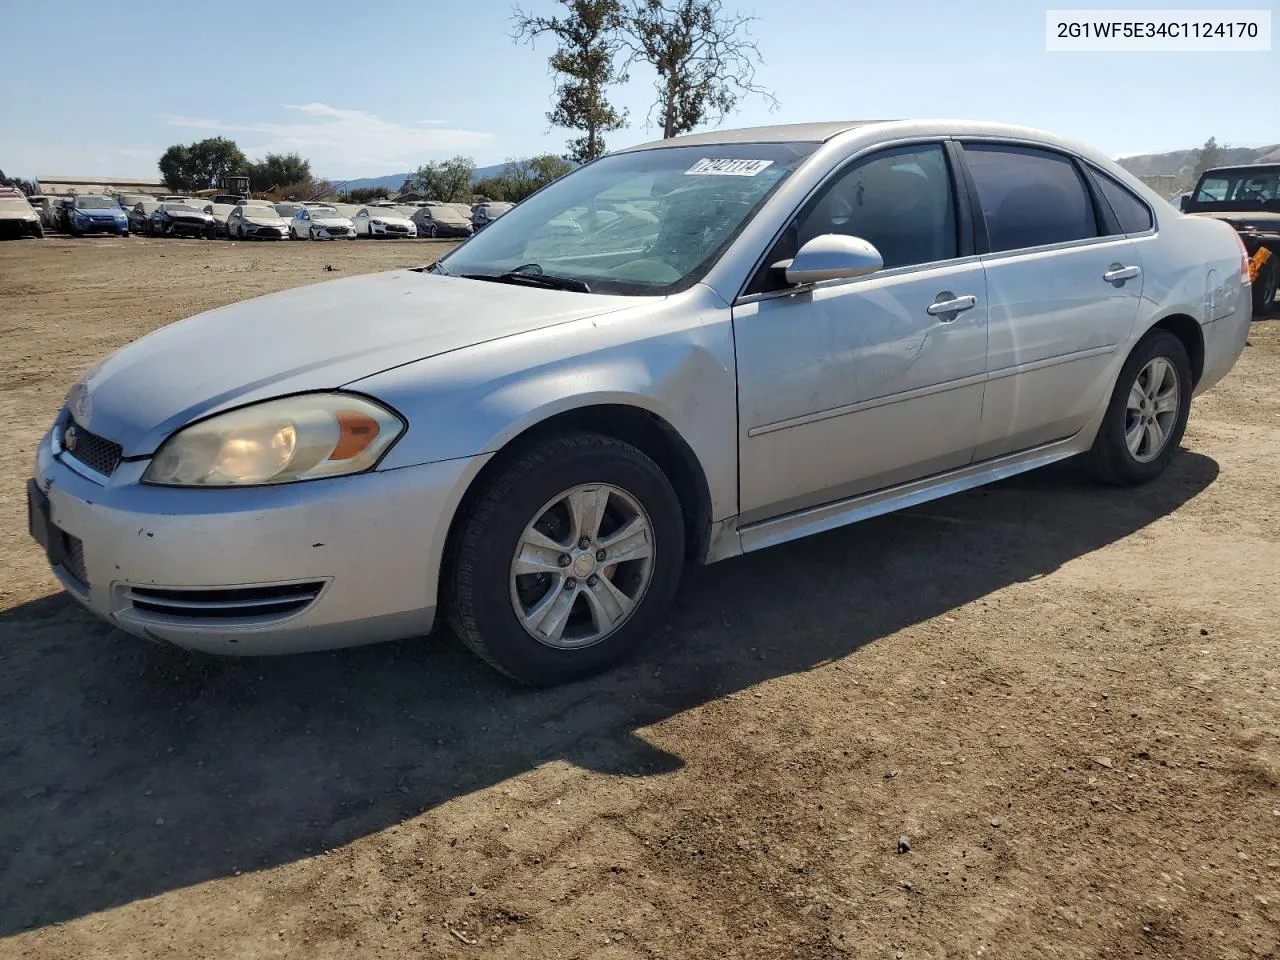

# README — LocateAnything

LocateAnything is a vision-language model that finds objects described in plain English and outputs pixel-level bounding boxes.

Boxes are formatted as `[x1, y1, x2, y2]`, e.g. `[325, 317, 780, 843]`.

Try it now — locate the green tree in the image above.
[1192, 136, 1225, 181]
[158, 137, 248, 192]
[479, 155, 575, 202]
[514, 0, 629, 163]
[624, 0, 776, 139]
[0, 169, 38, 196]
[246, 153, 313, 193]
[410, 156, 477, 202]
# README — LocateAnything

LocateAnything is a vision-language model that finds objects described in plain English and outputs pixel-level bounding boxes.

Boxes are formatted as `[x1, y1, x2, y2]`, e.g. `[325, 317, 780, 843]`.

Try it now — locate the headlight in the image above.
[372, 219, 384, 226]
[142, 393, 405, 487]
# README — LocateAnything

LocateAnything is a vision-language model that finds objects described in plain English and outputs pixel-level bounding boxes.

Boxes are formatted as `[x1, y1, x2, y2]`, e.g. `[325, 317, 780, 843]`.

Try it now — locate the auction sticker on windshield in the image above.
[685, 158, 775, 176]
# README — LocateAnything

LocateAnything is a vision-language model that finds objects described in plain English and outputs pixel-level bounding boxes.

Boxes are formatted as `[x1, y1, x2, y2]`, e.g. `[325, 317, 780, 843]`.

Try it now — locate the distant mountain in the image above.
[1117, 144, 1280, 183]
[332, 162, 512, 194]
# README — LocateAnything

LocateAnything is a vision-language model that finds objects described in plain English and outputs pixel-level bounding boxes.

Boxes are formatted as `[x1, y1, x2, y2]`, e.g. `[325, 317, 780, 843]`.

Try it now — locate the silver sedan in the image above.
[30, 120, 1251, 685]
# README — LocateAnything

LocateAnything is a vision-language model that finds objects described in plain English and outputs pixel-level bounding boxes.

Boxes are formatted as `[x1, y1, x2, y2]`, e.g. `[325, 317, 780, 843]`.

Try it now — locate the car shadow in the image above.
[0, 451, 1219, 933]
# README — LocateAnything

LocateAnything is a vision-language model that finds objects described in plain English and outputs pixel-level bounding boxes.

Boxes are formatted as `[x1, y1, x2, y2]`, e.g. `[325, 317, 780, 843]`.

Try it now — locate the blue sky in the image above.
[1, 0, 1274, 181]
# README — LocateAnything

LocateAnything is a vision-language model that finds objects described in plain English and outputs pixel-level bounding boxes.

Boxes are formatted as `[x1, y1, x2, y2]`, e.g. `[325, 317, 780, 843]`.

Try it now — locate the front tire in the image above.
[448, 433, 685, 686]
[1084, 328, 1192, 486]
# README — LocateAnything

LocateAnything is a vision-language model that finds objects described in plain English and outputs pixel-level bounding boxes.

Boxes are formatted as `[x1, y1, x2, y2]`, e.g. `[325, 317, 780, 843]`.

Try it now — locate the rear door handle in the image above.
[927, 293, 977, 321]
[1103, 264, 1141, 285]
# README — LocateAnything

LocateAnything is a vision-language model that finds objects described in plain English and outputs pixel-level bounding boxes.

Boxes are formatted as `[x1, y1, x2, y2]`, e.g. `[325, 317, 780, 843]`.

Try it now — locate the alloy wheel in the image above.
[1125, 356, 1180, 463]
[508, 483, 655, 649]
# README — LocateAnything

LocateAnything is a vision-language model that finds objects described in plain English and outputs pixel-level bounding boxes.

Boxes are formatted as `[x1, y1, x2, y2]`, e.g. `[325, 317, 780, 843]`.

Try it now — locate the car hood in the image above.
[75, 270, 641, 456]
[312, 217, 353, 227]
[242, 213, 286, 226]
[370, 215, 413, 226]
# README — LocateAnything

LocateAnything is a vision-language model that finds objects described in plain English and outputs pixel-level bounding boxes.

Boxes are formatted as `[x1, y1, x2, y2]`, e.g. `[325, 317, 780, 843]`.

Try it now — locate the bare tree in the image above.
[624, 0, 776, 139]
[514, 0, 629, 164]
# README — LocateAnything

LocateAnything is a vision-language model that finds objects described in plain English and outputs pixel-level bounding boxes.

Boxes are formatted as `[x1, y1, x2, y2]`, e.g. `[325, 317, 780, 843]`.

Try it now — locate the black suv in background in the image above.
[1182, 163, 1279, 317]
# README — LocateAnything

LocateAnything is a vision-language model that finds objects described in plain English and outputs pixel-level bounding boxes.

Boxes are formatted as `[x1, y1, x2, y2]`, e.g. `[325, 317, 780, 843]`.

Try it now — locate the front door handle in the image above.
[927, 293, 977, 321]
[1103, 264, 1141, 286]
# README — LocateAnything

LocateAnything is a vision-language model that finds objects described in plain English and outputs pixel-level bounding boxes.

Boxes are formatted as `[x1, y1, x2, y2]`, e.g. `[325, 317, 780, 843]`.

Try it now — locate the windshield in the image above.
[165, 204, 200, 214]
[242, 205, 279, 218]
[1193, 169, 1280, 208]
[309, 207, 340, 218]
[77, 196, 119, 210]
[439, 142, 816, 295]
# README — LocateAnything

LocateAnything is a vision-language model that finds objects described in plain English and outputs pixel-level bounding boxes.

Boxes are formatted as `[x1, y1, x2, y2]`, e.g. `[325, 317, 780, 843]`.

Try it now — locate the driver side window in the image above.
[748, 143, 958, 294]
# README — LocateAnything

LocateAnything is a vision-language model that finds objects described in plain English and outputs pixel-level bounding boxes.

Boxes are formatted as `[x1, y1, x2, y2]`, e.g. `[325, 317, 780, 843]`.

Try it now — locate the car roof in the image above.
[1202, 163, 1280, 176]
[619, 121, 882, 151]
[615, 119, 1113, 158]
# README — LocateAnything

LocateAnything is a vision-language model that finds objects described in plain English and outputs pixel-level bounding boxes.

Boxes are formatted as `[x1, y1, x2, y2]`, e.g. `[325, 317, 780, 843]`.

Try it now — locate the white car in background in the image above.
[290, 205, 357, 240]
[352, 205, 417, 239]
[226, 203, 290, 240]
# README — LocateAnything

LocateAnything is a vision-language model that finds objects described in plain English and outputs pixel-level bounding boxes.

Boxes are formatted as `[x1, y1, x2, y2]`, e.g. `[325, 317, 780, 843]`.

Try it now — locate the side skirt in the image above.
[706, 434, 1088, 562]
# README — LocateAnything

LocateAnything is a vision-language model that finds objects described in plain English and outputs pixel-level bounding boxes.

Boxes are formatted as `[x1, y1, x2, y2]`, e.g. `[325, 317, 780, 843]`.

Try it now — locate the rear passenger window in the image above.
[964, 145, 1097, 252]
[1094, 171, 1154, 234]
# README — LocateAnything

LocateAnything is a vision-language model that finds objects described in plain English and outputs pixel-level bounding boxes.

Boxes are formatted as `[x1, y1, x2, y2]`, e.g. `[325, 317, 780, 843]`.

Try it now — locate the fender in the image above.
[349, 284, 741, 523]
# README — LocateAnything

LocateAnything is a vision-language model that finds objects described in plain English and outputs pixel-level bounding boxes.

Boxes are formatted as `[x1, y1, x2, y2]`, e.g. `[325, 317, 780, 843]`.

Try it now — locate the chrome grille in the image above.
[61, 418, 123, 478]
[124, 582, 324, 621]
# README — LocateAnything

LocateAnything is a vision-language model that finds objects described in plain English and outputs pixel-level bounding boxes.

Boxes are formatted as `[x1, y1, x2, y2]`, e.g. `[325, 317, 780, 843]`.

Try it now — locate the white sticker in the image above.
[684, 158, 774, 177]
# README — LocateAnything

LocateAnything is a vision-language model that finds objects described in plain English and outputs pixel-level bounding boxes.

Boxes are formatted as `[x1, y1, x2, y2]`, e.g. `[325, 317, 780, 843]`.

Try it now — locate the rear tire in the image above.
[1084, 328, 1192, 486]
[448, 432, 685, 686]
[1253, 254, 1278, 318]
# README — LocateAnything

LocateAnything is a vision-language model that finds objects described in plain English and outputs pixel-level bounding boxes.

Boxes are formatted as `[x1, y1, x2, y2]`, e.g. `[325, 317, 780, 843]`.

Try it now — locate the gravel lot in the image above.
[1, 235, 1277, 959]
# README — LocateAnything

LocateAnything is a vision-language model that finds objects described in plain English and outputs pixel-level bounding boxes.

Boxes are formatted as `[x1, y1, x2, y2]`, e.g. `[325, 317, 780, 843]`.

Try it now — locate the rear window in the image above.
[1094, 171, 1153, 234]
[964, 144, 1097, 252]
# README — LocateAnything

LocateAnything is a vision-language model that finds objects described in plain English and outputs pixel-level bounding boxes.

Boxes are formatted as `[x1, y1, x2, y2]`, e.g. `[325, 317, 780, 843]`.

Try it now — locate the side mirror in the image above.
[774, 234, 884, 286]
[1179, 195, 1191, 212]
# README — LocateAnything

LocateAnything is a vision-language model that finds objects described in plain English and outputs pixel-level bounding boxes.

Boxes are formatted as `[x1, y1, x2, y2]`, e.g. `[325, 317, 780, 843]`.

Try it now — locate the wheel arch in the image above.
[439, 402, 716, 603]
[1146, 312, 1204, 387]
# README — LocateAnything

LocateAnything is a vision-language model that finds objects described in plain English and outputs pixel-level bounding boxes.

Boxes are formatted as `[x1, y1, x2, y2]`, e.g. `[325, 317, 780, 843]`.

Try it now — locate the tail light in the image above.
[1234, 231, 1250, 284]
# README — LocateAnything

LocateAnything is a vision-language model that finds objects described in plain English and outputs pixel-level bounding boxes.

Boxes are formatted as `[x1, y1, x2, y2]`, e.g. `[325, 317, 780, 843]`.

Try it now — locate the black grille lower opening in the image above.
[128, 582, 324, 620]
[61, 533, 87, 587]
[63, 417, 123, 478]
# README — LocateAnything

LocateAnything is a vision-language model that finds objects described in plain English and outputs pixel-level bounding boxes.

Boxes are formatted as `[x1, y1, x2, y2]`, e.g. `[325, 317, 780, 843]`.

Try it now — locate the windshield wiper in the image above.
[462, 270, 591, 293]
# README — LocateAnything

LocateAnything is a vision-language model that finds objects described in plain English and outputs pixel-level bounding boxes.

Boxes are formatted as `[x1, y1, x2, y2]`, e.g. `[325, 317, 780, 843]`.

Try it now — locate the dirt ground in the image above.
[0, 235, 1277, 960]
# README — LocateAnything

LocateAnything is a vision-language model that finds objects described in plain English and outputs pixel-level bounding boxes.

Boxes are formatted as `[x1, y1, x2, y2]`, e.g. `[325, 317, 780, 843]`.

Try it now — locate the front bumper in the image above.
[32, 430, 488, 655]
[73, 218, 127, 233]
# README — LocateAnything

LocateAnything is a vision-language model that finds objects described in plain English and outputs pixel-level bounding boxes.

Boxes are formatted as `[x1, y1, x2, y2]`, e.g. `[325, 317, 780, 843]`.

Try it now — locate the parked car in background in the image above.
[43, 197, 66, 230]
[128, 200, 162, 234]
[1182, 163, 1279, 316]
[150, 202, 216, 239]
[411, 201, 473, 238]
[352, 205, 416, 238]
[66, 195, 128, 236]
[290, 205, 356, 240]
[274, 201, 305, 221]
[25, 121, 1252, 685]
[226, 203, 290, 239]
[0, 188, 44, 239]
[330, 203, 361, 219]
[114, 192, 152, 211]
[206, 203, 235, 237]
[206, 193, 246, 205]
[24, 195, 53, 227]
[471, 201, 512, 231]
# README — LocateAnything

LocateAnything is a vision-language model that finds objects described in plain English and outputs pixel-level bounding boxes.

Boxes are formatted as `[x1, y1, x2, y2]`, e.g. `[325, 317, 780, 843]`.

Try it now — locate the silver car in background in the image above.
[29, 120, 1251, 685]
[290, 205, 356, 240]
